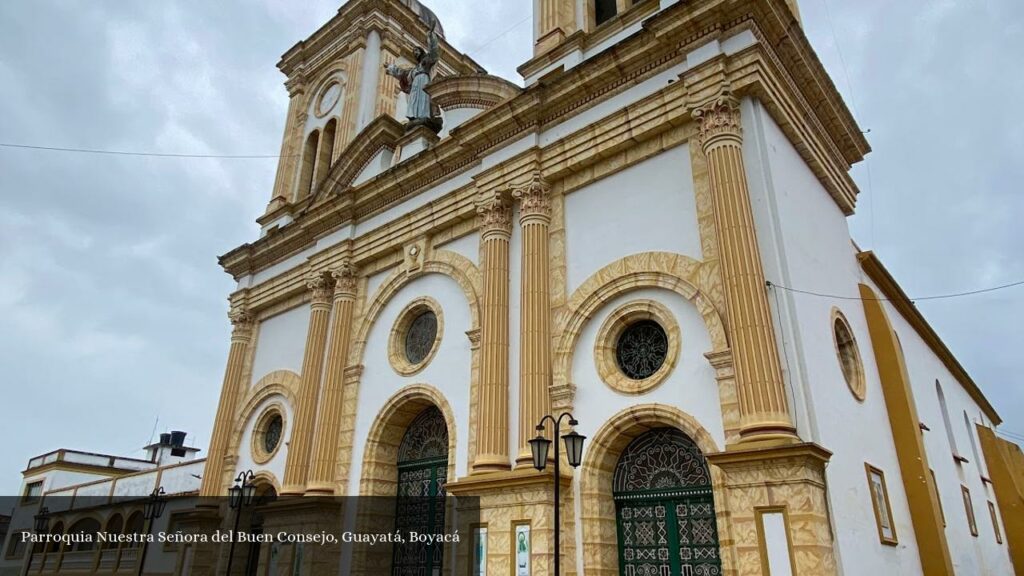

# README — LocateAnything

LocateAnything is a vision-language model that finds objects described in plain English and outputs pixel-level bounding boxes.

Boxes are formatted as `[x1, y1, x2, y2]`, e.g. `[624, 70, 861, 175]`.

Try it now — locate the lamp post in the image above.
[225, 470, 256, 576]
[22, 507, 50, 576]
[528, 413, 585, 576]
[137, 487, 167, 576]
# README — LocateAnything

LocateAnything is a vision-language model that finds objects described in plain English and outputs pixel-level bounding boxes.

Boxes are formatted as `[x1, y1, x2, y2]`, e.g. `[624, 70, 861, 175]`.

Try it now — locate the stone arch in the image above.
[351, 384, 457, 576]
[357, 384, 457, 497]
[578, 403, 734, 576]
[349, 250, 481, 368]
[229, 370, 300, 455]
[554, 252, 728, 396]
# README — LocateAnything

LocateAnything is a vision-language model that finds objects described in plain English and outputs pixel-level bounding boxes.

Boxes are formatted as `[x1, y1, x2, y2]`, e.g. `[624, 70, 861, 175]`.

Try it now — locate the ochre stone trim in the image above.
[349, 250, 481, 367]
[387, 296, 445, 377]
[250, 403, 287, 465]
[553, 252, 728, 401]
[579, 404, 729, 576]
[474, 190, 513, 473]
[200, 309, 256, 497]
[695, 94, 796, 445]
[593, 299, 681, 395]
[426, 74, 522, 111]
[351, 384, 457, 575]
[859, 282, 953, 574]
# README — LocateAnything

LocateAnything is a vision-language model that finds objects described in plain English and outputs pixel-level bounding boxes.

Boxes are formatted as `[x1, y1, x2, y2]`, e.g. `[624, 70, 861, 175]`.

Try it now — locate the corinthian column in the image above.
[282, 272, 335, 494]
[306, 262, 359, 495]
[200, 309, 254, 497]
[513, 176, 553, 466]
[694, 95, 797, 445]
[472, 190, 513, 473]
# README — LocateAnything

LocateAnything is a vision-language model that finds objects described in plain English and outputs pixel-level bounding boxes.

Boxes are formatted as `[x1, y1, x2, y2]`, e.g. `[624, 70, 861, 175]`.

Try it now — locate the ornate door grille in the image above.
[392, 407, 449, 576]
[614, 428, 722, 576]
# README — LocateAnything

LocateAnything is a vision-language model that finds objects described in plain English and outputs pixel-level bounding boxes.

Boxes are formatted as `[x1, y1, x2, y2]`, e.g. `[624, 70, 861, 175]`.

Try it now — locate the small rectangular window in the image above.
[988, 501, 1002, 544]
[4, 532, 29, 559]
[595, 0, 618, 26]
[22, 481, 42, 503]
[962, 485, 978, 537]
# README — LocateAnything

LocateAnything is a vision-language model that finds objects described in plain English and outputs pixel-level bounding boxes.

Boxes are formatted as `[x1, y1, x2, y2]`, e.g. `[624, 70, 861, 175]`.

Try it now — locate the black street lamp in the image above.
[225, 470, 256, 576]
[22, 507, 50, 576]
[137, 487, 167, 576]
[530, 413, 586, 576]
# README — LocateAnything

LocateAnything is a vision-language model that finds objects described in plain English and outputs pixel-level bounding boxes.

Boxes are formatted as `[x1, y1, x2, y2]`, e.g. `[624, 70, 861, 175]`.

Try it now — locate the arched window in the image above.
[314, 119, 337, 187]
[296, 130, 320, 200]
[67, 518, 101, 552]
[613, 428, 721, 576]
[103, 514, 123, 549]
[936, 380, 959, 458]
[963, 411, 985, 474]
[392, 406, 449, 575]
[42, 522, 63, 554]
[124, 512, 145, 548]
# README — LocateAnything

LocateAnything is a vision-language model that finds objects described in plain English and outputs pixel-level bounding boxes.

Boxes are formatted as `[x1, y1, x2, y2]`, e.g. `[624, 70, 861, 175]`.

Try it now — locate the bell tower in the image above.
[260, 0, 480, 225]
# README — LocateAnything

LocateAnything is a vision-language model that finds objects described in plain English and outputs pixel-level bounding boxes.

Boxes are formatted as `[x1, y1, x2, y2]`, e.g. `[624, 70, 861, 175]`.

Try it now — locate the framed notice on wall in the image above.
[514, 523, 530, 576]
[865, 463, 898, 545]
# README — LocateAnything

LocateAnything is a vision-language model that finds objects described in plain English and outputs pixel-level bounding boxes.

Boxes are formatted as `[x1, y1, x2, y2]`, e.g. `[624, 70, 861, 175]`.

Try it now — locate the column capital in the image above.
[331, 260, 360, 299]
[512, 174, 552, 224]
[476, 189, 513, 240]
[306, 271, 335, 307]
[228, 308, 255, 341]
[693, 94, 742, 150]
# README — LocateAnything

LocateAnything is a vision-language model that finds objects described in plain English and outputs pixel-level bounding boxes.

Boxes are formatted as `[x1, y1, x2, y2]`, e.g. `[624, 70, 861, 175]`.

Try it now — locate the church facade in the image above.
[187, 0, 1022, 575]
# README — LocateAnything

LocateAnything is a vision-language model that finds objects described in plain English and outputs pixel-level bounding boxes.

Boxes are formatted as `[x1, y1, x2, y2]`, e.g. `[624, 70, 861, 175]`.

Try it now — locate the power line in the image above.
[463, 14, 531, 55]
[766, 279, 1024, 303]
[0, 142, 290, 159]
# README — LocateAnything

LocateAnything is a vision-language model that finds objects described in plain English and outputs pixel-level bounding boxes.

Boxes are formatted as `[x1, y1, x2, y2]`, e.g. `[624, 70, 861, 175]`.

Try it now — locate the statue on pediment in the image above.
[385, 19, 442, 132]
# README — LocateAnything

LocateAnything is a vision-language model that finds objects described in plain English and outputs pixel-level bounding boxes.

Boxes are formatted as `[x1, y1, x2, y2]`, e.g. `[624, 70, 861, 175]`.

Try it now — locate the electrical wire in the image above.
[766, 279, 1024, 303]
[0, 142, 291, 159]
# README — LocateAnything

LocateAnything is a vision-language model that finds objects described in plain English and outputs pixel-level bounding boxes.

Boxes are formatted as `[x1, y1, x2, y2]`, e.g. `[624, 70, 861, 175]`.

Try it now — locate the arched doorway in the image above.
[392, 405, 449, 575]
[613, 428, 721, 576]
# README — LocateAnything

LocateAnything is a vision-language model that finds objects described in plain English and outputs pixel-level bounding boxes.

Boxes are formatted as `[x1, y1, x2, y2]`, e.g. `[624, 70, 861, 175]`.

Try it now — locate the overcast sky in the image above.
[1, 0, 1021, 496]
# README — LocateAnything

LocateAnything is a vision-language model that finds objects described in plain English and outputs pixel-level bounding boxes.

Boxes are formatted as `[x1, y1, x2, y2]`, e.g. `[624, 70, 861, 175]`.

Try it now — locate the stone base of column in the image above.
[171, 506, 225, 576]
[446, 468, 575, 576]
[302, 481, 336, 496]
[706, 442, 836, 576]
[258, 498, 344, 576]
[471, 454, 513, 474]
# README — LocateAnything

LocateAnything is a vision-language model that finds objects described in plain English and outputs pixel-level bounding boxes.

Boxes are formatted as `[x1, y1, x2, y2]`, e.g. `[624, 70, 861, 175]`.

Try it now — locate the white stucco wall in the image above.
[250, 305, 311, 386]
[234, 394, 294, 486]
[563, 144, 701, 293]
[436, 232, 479, 266]
[346, 272, 475, 494]
[747, 97, 1012, 575]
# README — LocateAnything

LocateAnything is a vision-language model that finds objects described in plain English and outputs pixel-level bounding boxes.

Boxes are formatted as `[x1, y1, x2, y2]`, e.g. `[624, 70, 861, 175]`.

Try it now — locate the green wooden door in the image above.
[392, 407, 449, 576]
[614, 428, 722, 576]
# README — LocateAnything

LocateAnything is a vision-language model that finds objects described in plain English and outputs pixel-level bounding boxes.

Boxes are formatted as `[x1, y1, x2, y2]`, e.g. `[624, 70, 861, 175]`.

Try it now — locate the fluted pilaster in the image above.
[282, 272, 335, 494]
[535, 0, 576, 55]
[472, 190, 513, 473]
[513, 176, 554, 466]
[307, 262, 359, 494]
[694, 95, 797, 445]
[199, 309, 255, 497]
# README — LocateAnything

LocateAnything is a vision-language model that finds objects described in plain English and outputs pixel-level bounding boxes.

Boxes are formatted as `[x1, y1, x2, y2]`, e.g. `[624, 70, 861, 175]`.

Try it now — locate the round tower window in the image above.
[405, 310, 438, 365]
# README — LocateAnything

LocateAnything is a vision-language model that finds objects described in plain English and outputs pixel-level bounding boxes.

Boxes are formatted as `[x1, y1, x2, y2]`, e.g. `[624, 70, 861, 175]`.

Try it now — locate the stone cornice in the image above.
[221, 0, 869, 282]
[426, 74, 523, 111]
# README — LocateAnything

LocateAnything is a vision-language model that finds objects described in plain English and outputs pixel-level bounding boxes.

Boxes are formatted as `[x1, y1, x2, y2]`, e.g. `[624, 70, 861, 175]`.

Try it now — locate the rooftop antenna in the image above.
[147, 416, 160, 447]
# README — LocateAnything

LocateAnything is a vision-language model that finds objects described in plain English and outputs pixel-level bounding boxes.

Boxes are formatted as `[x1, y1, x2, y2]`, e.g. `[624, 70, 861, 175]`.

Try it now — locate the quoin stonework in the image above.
[4, 1, 1024, 575]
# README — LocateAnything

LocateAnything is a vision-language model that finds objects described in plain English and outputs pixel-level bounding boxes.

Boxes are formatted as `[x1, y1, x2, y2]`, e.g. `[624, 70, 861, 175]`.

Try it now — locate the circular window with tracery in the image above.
[390, 297, 444, 376]
[832, 308, 866, 401]
[595, 300, 680, 395]
[252, 405, 286, 464]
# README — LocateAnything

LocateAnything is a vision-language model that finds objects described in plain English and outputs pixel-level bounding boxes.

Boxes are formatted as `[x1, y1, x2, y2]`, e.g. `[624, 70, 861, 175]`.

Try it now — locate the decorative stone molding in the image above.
[511, 173, 552, 223]
[250, 403, 287, 465]
[387, 297, 444, 377]
[331, 260, 360, 298]
[693, 94, 743, 150]
[306, 270, 335, 306]
[593, 299, 681, 395]
[475, 189, 513, 239]
[579, 404, 729, 576]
